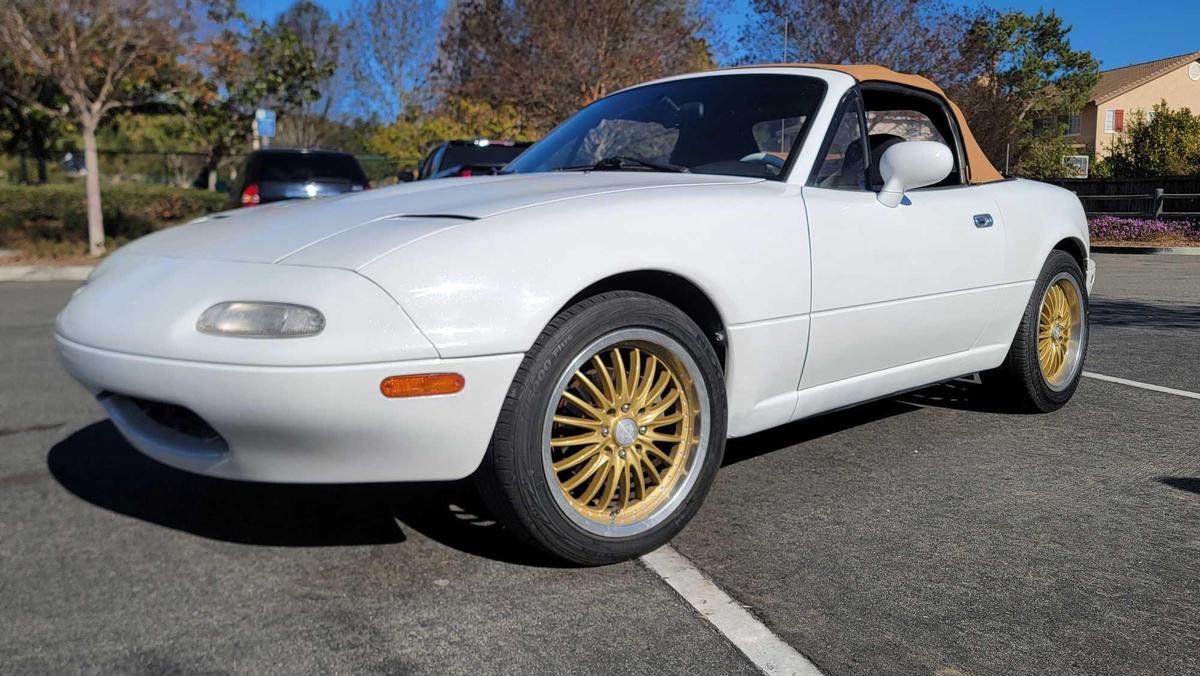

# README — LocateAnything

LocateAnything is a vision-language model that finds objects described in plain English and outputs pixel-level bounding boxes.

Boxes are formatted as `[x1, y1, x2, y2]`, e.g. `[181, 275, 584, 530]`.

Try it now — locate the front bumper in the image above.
[57, 334, 522, 483]
[1086, 257, 1097, 294]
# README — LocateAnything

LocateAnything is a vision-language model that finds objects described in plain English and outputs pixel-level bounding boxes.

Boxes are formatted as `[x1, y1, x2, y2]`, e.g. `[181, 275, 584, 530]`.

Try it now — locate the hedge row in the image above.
[0, 184, 227, 248]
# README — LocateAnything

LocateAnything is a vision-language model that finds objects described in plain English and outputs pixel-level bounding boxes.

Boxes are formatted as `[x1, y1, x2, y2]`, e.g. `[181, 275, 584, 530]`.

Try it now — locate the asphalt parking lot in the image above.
[1, 252, 1197, 675]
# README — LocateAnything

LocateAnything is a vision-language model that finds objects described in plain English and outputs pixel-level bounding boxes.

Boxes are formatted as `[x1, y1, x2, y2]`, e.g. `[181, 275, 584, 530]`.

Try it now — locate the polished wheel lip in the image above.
[1037, 272, 1086, 392]
[541, 328, 709, 539]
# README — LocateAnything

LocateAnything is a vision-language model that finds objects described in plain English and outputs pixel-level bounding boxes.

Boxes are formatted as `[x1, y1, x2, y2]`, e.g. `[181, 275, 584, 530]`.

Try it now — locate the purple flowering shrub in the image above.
[1088, 216, 1200, 243]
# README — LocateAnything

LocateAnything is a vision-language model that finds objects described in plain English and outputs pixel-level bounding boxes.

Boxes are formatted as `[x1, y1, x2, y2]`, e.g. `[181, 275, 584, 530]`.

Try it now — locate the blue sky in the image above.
[252, 0, 1199, 71]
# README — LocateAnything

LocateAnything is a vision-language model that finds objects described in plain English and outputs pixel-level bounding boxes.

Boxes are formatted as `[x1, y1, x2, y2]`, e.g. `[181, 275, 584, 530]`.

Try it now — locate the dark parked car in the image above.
[235, 148, 369, 207]
[418, 139, 531, 179]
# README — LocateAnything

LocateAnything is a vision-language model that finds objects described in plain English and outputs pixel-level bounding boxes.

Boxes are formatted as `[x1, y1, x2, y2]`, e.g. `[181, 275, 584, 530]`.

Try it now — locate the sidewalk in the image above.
[0, 265, 93, 282]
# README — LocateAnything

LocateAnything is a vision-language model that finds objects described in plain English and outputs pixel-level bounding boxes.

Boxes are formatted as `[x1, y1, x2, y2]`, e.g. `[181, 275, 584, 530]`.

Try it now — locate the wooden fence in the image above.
[1046, 177, 1200, 219]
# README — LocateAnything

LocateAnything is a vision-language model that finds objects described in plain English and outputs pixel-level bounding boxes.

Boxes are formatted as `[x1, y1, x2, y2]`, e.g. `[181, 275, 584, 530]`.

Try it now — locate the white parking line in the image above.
[641, 546, 824, 676]
[1082, 371, 1200, 400]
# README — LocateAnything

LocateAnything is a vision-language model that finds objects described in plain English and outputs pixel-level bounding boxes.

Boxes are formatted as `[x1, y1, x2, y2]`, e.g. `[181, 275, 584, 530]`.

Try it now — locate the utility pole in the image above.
[782, 17, 789, 61]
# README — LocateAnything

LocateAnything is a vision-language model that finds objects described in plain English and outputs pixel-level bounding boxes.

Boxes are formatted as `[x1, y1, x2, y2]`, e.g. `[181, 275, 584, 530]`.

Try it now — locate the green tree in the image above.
[1012, 132, 1078, 180]
[955, 10, 1098, 171]
[368, 97, 532, 169]
[0, 55, 71, 184]
[0, 0, 193, 255]
[270, 1, 343, 147]
[184, 2, 337, 190]
[1102, 102, 1200, 177]
[98, 111, 201, 186]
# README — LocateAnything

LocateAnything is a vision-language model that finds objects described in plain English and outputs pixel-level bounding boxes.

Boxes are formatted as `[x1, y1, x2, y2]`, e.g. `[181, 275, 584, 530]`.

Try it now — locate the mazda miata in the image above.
[57, 65, 1094, 564]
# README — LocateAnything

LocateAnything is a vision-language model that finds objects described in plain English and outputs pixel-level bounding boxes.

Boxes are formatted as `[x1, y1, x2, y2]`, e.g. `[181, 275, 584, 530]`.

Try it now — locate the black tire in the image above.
[983, 250, 1089, 412]
[474, 291, 727, 565]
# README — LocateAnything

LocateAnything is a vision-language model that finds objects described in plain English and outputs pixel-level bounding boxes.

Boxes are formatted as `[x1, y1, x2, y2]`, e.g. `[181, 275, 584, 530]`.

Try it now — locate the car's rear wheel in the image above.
[475, 291, 726, 565]
[983, 250, 1089, 412]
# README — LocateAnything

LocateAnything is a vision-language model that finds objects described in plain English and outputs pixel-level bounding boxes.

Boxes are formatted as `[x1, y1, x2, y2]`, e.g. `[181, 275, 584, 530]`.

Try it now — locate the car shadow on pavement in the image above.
[1090, 297, 1200, 330]
[723, 398, 919, 466]
[47, 421, 561, 566]
[899, 378, 1028, 414]
[1157, 477, 1200, 496]
[723, 378, 1034, 466]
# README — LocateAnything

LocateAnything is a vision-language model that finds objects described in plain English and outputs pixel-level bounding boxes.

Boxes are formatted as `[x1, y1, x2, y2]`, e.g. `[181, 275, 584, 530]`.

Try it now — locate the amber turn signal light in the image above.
[380, 373, 465, 398]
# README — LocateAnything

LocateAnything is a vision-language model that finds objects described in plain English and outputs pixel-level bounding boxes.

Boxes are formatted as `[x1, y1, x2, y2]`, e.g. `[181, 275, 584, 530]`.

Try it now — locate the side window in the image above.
[866, 109, 947, 145]
[813, 97, 867, 189]
[861, 88, 966, 188]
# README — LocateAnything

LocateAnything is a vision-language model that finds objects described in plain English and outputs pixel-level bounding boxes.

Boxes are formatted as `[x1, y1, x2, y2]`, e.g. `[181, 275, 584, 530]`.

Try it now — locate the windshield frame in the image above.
[503, 73, 829, 182]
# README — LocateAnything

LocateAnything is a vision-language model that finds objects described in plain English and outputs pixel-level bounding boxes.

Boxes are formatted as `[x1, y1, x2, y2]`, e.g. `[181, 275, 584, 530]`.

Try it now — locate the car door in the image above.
[799, 88, 1005, 390]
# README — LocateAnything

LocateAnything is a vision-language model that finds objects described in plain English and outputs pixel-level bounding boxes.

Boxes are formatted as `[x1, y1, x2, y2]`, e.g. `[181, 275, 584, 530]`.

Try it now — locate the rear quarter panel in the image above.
[973, 177, 1090, 350]
[990, 178, 1090, 281]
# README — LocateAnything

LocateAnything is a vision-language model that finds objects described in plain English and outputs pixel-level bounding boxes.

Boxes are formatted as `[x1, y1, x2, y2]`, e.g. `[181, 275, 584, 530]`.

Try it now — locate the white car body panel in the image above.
[54, 67, 1092, 482]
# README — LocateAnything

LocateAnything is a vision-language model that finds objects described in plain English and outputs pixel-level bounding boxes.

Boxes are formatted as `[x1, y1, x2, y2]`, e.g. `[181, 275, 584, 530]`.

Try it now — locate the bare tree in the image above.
[0, 0, 191, 255]
[743, 0, 975, 85]
[273, 0, 343, 146]
[344, 0, 439, 123]
[441, 0, 714, 133]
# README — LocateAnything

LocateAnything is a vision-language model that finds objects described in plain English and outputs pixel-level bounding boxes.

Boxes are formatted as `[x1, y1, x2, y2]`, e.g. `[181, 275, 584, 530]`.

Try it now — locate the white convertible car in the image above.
[57, 65, 1094, 564]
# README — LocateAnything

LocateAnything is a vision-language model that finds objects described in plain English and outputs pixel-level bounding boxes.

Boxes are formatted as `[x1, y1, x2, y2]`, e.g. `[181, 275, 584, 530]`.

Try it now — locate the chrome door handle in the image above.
[973, 213, 994, 228]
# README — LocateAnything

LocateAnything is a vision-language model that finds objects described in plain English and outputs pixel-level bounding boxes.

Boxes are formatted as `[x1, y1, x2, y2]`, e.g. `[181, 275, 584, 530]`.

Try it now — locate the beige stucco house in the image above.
[1063, 50, 1200, 164]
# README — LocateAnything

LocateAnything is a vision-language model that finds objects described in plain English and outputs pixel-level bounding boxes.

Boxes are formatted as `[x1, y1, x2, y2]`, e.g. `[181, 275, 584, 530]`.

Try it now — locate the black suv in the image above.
[417, 139, 531, 180]
[235, 148, 369, 207]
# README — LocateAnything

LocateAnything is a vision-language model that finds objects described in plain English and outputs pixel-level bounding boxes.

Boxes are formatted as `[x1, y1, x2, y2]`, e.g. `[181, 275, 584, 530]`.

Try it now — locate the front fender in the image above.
[358, 181, 810, 359]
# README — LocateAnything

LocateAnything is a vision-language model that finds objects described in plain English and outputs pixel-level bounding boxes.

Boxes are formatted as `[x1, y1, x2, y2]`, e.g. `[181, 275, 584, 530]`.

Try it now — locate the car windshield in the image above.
[503, 74, 825, 180]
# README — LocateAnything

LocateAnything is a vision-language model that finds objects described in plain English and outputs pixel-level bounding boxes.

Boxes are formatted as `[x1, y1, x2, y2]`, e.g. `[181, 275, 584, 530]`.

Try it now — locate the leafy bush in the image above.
[1089, 216, 1200, 242]
[1102, 102, 1200, 177]
[0, 184, 226, 253]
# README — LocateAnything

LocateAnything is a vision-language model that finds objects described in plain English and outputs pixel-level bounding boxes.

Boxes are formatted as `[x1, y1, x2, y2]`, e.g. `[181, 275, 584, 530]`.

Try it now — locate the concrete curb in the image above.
[1092, 245, 1200, 255]
[0, 266, 93, 282]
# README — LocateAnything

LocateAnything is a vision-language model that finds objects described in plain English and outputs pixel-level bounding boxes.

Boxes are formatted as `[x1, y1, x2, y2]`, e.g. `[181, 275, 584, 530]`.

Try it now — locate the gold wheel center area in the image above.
[1038, 278, 1081, 384]
[548, 344, 696, 526]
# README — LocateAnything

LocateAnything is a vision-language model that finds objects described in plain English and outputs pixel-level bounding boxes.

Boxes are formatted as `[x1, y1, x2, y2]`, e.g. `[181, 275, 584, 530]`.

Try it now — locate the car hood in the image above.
[117, 172, 760, 267]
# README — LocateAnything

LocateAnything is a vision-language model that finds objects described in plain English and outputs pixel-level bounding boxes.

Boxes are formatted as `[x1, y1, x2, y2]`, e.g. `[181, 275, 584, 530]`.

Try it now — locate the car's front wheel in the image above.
[475, 291, 726, 565]
[984, 250, 1089, 412]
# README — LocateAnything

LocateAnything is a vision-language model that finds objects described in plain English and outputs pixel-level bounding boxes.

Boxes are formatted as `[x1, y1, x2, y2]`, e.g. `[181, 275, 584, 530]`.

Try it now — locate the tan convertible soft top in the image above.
[736, 64, 1004, 184]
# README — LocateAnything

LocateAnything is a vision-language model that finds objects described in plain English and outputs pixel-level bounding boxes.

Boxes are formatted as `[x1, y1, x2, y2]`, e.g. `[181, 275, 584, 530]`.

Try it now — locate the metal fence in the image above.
[2, 150, 404, 190]
[1046, 177, 1200, 219]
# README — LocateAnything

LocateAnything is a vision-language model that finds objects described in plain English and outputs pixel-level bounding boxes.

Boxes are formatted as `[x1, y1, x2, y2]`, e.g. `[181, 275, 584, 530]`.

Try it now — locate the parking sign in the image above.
[255, 109, 276, 138]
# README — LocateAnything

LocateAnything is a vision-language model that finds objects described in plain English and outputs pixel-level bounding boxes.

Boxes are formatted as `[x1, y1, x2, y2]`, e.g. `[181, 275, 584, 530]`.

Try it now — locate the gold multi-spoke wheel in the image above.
[477, 293, 724, 564]
[541, 328, 709, 538]
[548, 343, 695, 526]
[1036, 273, 1084, 389]
[982, 252, 1088, 413]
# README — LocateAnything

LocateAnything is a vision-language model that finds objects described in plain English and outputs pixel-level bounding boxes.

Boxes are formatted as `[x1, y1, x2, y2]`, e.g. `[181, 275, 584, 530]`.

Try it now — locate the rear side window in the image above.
[255, 153, 367, 184]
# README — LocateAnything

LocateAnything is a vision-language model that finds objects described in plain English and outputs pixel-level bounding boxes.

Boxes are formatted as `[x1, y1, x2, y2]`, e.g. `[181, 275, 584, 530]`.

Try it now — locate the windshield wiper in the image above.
[556, 156, 689, 173]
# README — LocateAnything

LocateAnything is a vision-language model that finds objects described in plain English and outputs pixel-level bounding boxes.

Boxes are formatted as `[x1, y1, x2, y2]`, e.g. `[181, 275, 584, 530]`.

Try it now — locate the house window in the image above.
[1066, 114, 1081, 136]
[1105, 109, 1125, 133]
